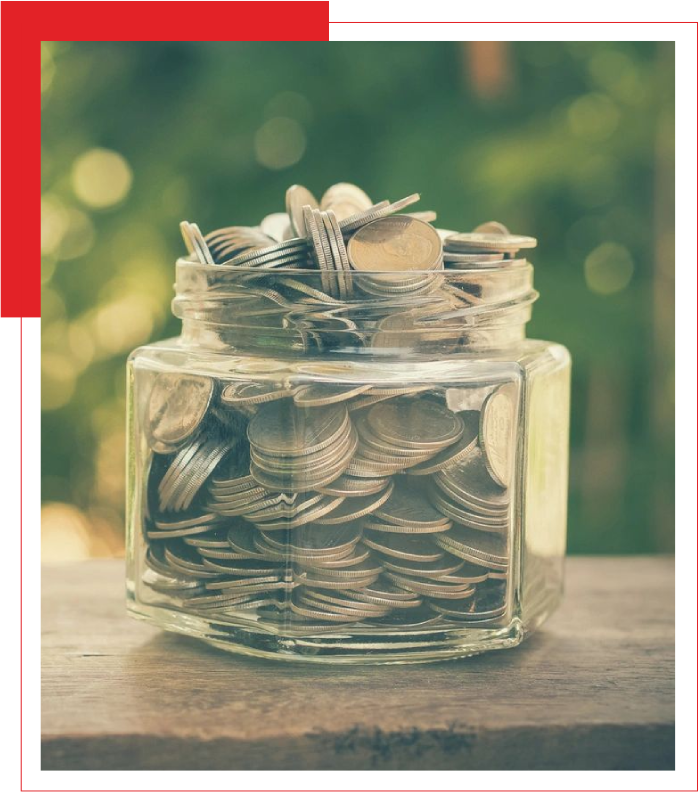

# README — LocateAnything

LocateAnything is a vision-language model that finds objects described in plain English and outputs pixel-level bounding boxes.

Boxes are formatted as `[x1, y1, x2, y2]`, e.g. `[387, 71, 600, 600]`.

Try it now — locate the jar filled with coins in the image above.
[126, 183, 571, 663]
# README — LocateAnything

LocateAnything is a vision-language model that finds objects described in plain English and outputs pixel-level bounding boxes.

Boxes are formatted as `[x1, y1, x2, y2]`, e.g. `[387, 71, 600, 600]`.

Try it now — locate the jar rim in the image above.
[172, 257, 538, 356]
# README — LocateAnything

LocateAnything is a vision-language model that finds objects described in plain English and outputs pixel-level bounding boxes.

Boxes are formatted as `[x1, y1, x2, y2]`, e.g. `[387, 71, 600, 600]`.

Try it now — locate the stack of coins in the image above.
[248, 402, 357, 493]
[174, 182, 537, 355]
[142, 376, 517, 632]
[140, 182, 529, 633]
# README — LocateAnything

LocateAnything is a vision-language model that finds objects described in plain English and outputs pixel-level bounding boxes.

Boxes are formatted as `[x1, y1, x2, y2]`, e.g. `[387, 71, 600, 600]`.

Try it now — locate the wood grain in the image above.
[41, 557, 674, 770]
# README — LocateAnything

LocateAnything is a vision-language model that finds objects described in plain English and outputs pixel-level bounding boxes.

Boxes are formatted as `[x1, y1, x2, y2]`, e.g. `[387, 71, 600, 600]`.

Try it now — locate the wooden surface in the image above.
[42, 557, 674, 770]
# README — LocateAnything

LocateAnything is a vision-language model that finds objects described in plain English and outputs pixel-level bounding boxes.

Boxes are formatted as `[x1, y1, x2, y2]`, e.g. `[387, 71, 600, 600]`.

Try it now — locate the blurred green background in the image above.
[41, 41, 675, 560]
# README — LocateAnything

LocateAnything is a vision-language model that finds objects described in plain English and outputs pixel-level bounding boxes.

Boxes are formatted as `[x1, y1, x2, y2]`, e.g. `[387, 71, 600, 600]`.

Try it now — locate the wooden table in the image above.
[41, 557, 674, 770]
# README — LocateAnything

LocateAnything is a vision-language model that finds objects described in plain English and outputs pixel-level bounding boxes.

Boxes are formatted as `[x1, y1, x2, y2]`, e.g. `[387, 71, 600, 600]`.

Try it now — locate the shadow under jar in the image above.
[126, 256, 571, 663]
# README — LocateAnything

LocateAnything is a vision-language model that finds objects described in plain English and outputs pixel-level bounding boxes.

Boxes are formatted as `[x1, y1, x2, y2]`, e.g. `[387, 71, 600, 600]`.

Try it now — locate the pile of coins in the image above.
[175, 182, 538, 355]
[143, 377, 516, 632]
[140, 182, 530, 633]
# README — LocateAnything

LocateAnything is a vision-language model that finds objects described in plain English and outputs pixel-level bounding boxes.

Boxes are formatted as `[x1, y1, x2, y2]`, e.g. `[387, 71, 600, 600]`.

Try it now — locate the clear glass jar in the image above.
[126, 255, 570, 664]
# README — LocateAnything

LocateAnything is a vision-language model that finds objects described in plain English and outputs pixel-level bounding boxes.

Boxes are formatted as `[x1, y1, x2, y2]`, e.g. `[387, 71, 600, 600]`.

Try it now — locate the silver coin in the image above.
[183, 532, 230, 549]
[443, 252, 506, 264]
[313, 209, 342, 299]
[429, 491, 509, 533]
[250, 494, 346, 528]
[164, 546, 219, 576]
[374, 480, 451, 529]
[367, 398, 464, 450]
[220, 381, 296, 406]
[298, 545, 371, 570]
[472, 220, 510, 236]
[304, 206, 333, 295]
[285, 184, 319, 237]
[362, 532, 444, 563]
[260, 212, 293, 242]
[364, 519, 451, 535]
[248, 401, 349, 456]
[153, 512, 218, 531]
[384, 571, 476, 599]
[299, 588, 388, 613]
[434, 526, 509, 568]
[146, 523, 218, 540]
[348, 216, 442, 273]
[147, 373, 213, 454]
[250, 434, 356, 494]
[293, 383, 373, 407]
[298, 571, 380, 591]
[320, 182, 373, 221]
[405, 210, 437, 223]
[339, 194, 420, 234]
[407, 411, 479, 475]
[432, 447, 510, 511]
[317, 473, 391, 498]
[180, 221, 215, 266]
[382, 556, 465, 580]
[266, 521, 362, 555]
[315, 480, 394, 525]
[327, 210, 354, 297]
[444, 232, 537, 252]
[276, 276, 339, 304]
[480, 382, 518, 487]
[227, 524, 271, 559]
[320, 210, 348, 300]
[289, 601, 366, 623]
[296, 596, 389, 620]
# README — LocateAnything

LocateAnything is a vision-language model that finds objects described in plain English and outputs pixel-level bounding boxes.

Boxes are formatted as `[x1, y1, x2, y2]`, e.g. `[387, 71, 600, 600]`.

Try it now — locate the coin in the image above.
[367, 398, 464, 449]
[248, 401, 348, 456]
[361, 532, 444, 562]
[315, 480, 394, 524]
[293, 383, 372, 407]
[304, 205, 333, 295]
[221, 381, 296, 406]
[299, 546, 371, 570]
[286, 185, 319, 237]
[147, 373, 213, 454]
[432, 447, 510, 512]
[339, 194, 420, 234]
[472, 221, 510, 236]
[444, 232, 537, 253]
[261, 212, 293, 242]
[321, 182, 373, 222]
[384, 571, 476, 599]
[480, 382, 518, 487]
[250, 494, 346, 528]
[434, 526, 509, 569]
[180, 221, 215, 266]
[407, 411, 479, 475]
[348, 216, 442, 273]
[382, 556, 465, 580]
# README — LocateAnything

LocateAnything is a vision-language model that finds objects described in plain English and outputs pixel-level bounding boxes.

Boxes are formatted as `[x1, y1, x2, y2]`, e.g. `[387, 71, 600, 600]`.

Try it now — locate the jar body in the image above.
[126, 338, 570, 664]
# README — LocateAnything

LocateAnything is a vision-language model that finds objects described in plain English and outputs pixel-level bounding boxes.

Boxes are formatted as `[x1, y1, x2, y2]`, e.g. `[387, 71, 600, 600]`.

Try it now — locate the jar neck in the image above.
[172, 258, 538, 358]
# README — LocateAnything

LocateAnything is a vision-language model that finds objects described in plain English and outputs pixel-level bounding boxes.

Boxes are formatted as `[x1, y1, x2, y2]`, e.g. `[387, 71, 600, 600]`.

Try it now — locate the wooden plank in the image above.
[41, 557, 674, 770]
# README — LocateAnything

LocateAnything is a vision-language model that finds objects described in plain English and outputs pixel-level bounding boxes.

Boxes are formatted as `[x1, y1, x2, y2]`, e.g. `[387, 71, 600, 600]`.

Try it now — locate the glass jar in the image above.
[126, 251, 570, 664]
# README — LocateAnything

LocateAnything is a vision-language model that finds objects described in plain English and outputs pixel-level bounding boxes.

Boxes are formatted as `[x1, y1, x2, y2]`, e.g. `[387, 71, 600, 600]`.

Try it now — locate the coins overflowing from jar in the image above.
[174, 182, 538, 355]
[141, 182, 532, 633]
[142, 376, 517, 633]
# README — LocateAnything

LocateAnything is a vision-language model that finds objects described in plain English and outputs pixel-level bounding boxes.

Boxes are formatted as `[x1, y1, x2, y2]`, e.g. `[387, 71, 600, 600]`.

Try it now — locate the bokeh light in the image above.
[42, 503, 92, 562]
[584, 242, 635, 295]
[254, 117, 306, 170]
[72, 148, 133, 208]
